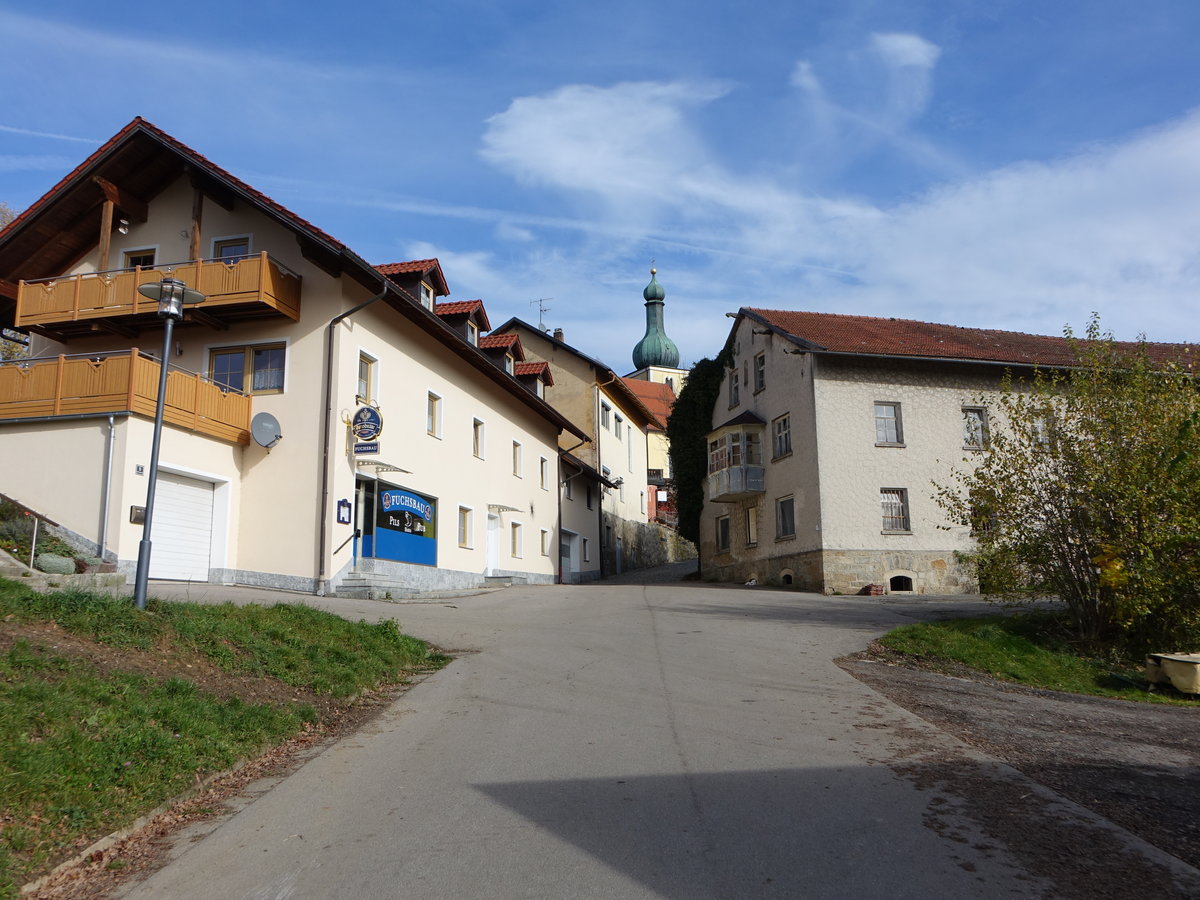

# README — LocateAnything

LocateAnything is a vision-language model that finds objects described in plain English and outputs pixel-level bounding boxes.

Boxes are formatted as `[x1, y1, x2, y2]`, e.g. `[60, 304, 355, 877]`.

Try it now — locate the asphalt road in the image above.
[113, 581, 1175, 899]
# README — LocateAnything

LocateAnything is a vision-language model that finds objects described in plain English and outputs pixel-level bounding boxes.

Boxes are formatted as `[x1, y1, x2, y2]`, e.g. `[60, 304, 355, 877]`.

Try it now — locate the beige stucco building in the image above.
[0, 118, 589, 595]
[700, 307, 1157, 595]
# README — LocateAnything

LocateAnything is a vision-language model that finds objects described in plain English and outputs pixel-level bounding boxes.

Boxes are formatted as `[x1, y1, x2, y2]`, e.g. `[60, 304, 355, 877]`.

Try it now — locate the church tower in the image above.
[628, 268, 688, 391]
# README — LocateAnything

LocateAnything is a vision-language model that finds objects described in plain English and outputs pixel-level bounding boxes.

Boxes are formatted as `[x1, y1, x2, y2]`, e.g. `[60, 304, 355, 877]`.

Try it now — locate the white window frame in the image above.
[540, 529, 551, 556]
[427, 391, 442, 438]
[582, 537, 590, 562]
[540, 456, 549, 490]
[772, 414, 792, 459]
[512, 441, 523, 477]
[881, 488, 911, 533]
[458, 506, 473, 548]
[874, 402, 903, 446]
[211, 233, 252, 262]
[473, 418, 485, 459]
[510, 522, 523, 558]
[357, 352, 378, 404]
[614, 414, 624, 439]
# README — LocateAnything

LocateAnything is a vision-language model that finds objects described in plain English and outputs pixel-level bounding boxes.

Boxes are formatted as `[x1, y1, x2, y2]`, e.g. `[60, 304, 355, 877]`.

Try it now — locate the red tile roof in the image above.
[515, 361, 554, 385]
[435, 299, 492, 331]
[621, 378, 676, 430]
[375, 259, 449, 296]
[480, 333, 519, 350]
[745, 309, 1197, 368]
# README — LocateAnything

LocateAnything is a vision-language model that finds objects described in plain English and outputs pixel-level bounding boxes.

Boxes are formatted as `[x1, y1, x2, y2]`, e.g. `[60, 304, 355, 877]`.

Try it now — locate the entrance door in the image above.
[559, 531, 574, 583]
[486, 514, 500, 575]
[150, 472, 214, 581]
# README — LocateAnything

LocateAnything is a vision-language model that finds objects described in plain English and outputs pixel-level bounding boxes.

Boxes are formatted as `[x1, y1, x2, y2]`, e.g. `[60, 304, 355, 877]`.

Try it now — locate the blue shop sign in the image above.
[351, 405, 383, 442]
[361, 486, 438, 567]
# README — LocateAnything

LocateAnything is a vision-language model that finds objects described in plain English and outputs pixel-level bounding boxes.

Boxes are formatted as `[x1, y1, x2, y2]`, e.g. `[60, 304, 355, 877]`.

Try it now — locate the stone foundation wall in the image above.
[703, 547, 976, 595]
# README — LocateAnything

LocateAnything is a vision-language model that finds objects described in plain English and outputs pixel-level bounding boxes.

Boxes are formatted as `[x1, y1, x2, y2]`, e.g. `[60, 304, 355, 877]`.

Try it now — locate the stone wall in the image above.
[601, 511, 697, 575]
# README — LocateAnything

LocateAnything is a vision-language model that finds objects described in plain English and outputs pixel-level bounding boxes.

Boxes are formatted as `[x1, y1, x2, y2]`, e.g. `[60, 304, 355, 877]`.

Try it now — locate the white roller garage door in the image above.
[150, 472, 214, 581]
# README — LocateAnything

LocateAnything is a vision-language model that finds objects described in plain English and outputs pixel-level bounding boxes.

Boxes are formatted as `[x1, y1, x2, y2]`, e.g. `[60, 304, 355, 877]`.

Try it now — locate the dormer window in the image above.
[535, 379, 544, 399]
[419, 282, 434, 310]
[504, 354, 515, 374]
[467, 320, 479, 346]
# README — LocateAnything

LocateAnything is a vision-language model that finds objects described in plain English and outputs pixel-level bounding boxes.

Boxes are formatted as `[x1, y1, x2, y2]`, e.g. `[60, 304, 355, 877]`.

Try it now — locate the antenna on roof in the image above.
[530, 298, 554, 332]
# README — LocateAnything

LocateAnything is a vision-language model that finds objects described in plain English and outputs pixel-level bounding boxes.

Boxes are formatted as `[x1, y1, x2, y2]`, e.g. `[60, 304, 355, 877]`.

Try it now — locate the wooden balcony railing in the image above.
[0, 351, 251, 445]
[15, 252, 301, 329]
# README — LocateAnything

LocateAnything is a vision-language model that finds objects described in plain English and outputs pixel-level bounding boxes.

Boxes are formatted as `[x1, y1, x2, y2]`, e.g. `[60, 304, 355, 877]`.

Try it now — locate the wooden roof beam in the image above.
[184, 307, 229, 331]
[186, 168, 236, 211]
[92, 177, 148, 222]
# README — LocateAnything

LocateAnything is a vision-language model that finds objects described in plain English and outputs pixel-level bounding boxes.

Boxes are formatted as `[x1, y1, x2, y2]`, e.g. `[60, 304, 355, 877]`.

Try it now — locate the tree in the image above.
[666, 349, 730, 545]
[936, 316, 1200, 654]
[0, 201, 28, 361]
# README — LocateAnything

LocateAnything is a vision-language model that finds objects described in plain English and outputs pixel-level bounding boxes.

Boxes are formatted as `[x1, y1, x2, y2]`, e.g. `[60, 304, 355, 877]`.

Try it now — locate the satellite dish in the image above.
[251, 412, 283, 449]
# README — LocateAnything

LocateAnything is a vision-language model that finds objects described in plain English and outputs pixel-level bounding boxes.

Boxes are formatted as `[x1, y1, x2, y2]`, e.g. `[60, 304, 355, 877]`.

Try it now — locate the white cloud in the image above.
[870, 32, 941, 70]
[0, 155, 74, 173]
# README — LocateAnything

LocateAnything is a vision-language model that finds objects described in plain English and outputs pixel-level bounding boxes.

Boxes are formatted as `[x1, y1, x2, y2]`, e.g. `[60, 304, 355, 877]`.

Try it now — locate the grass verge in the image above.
[877, 611, 1200, 706]
[0, 579, 448, 896]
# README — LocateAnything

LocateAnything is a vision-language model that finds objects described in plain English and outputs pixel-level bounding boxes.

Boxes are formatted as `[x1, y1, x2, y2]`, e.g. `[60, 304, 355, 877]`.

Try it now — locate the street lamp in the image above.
[132, 277, 206, 609]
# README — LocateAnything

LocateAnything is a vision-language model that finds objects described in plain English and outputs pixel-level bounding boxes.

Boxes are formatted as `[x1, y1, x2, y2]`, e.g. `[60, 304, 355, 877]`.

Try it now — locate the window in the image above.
[124, 248, 155, 269]
[467, 320, 479, 346]
[614, 414, 623, 439]
[458, 507, 473, 548]
[357, 354, 377, 403]
[586, 484, 594, 510]
[963, 407, 989, 449]
[213, 236, 250, 262]
[716, 515, 731, 551]
[582, 537, 590, 562]
[746, 507, 758, 545]
[753, 353, 766, 393]
[728, 368, 740, 407]
[504, 354, 515, 375]
[510, 522, 522, 557]
[776, 496, 795, 538]
[627, 425, 633, 469]
[600, 402, 612, 430]
[875, 402, 903, 445]
[772, 414, 792, 459]
[419, 282, 434, 310]
[1032, 414, 1055, 450]
[426, 392, 442, 437]
[881, 488, 911, 532]
[540, 529, 551, 556]
[665, 376, 675, 391]
[563, 476, 574, 500]
[709, 431, 763, 473]
[640, 491, 646, 514]
[540, 457, 549, 490]
[473, 419, 485, 458]
[209, 343, 285, 394]
[535, 379, 544, 399]
[512, 441, 522, 477]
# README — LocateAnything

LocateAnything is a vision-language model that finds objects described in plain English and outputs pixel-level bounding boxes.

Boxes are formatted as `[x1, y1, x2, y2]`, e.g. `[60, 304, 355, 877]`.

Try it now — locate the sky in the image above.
[3, 1, 1200, 371]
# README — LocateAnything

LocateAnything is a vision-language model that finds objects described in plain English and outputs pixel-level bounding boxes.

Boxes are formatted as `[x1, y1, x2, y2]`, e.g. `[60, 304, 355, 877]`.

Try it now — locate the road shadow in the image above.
[474, 761, 1197, 899]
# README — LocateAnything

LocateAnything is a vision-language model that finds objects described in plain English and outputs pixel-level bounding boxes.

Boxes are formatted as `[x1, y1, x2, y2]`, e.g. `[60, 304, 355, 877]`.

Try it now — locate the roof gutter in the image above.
[315, 277, 390, 596]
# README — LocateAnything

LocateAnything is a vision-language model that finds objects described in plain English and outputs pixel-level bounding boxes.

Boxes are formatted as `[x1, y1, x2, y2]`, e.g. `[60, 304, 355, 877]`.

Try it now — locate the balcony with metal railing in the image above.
[0, 350, 251, 444]
[15, 253, 301, 339]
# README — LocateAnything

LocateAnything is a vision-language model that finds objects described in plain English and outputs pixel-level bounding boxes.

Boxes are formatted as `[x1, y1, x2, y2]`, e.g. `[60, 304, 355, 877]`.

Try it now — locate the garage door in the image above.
[150, 472, 214, 581]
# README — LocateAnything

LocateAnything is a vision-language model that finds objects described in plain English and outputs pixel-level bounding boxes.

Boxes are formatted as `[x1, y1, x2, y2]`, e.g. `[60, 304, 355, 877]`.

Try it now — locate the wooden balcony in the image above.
[15, 253, 301, 339]
[0, 351, 251, 445]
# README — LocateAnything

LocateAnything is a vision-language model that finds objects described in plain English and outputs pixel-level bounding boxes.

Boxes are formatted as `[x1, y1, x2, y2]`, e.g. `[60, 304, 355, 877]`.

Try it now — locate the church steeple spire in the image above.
[632, 267, 680, 371]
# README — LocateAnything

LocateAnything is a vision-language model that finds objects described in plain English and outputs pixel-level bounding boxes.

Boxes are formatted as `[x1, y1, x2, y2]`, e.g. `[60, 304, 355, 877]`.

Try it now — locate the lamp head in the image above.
[138, 277, 206, 320]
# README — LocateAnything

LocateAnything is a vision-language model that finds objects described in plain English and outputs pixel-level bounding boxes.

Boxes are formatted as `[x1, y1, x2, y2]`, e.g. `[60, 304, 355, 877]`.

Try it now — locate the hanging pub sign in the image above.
[362, 485, 438, 566]
[350, 404, 383, 455]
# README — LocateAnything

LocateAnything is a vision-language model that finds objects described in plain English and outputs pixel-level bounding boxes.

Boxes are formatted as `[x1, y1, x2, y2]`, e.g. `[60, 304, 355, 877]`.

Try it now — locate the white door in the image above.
[150, 472, 214, 581]
[486, 514, 500, 575]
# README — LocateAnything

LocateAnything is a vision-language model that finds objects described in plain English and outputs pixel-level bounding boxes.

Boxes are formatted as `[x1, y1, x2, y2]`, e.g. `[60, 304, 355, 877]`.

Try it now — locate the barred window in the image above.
[881, 488, 910, 532]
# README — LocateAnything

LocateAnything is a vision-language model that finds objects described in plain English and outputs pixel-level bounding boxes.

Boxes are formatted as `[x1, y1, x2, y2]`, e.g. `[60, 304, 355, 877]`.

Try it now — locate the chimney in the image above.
[553, 327, 564, 341]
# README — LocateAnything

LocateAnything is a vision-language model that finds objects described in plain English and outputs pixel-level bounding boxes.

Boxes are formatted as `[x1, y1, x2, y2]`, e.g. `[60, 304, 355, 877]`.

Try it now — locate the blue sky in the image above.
[3, 1, 1200, 371]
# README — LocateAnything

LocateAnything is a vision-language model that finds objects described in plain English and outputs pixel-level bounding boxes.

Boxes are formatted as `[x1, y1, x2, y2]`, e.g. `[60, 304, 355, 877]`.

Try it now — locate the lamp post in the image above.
[132, 277, 206, 609]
